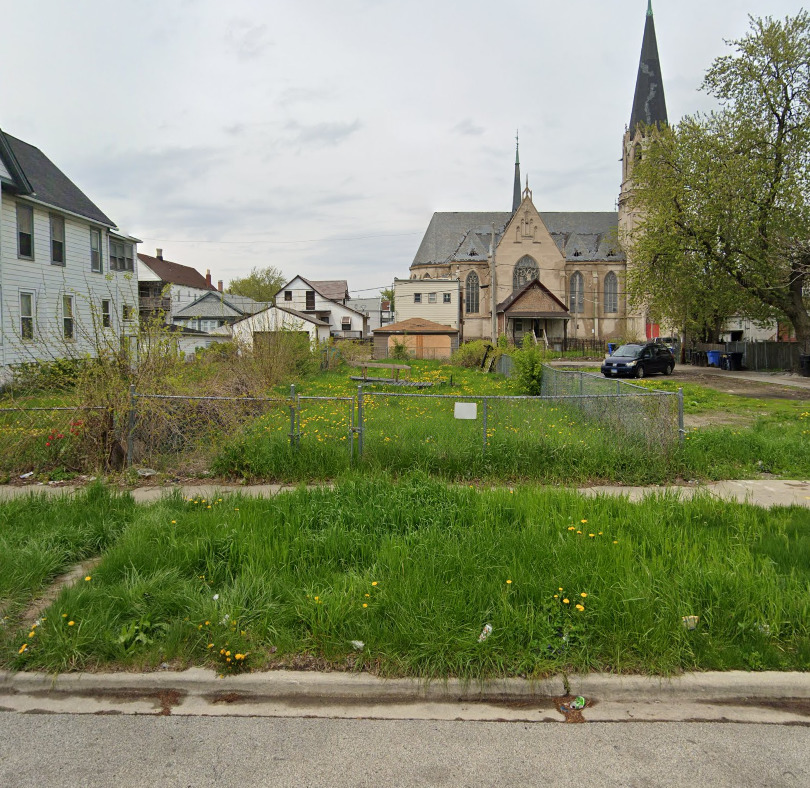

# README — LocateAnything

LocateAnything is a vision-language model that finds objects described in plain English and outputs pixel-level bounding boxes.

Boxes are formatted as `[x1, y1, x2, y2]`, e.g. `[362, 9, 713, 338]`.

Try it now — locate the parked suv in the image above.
[601, 342, 675, 379]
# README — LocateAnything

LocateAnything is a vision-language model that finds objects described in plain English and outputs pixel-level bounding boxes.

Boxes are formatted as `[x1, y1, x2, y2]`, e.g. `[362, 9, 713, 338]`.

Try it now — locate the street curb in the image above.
[2, 668, 809, 704]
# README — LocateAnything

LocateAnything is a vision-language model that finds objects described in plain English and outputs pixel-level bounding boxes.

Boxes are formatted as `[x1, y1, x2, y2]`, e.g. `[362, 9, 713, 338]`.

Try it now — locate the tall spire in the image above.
[629, 1, 667, 135]
[512, 131, 521, 212]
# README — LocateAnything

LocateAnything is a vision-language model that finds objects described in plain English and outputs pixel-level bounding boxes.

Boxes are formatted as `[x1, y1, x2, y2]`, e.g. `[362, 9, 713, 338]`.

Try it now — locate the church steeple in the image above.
[629, 1, 667, 135]
[512, 131, 521, 212]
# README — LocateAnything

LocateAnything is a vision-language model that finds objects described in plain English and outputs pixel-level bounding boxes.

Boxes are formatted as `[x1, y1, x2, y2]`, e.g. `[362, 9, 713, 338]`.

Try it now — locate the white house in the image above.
[276, 276, 368, 338]
[172, 291, 271, 334]
[345, 296, 394, 336]
[393, 277, 461, 331]
[211, 305, 330, 350]
[0, 129, 139, 369]
[137, 249, 216, 324]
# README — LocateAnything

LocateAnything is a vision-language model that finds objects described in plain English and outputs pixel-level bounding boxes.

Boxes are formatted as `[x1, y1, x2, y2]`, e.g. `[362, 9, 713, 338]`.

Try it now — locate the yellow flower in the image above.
[553, 594, 558, 598]
[568, 526, 575, 531]
[580, 519, 588, 524]
[18, 643, 27, 654]
[589, 533, 595, 538]
[365, 593, 370, 597]
[220, 649, 225, 654]
[171, 520, 176, 525]
[562, 598, 570, 604]
[84, 576, 92, 581]
[371, 581, 378, 586]
[207, 643, 214, 649]
[62, 613, 68, 618]
[558, 587, 563, 591]
[613, 540, 618, 544]
[506, 579, 512, 585]
[577, 530, 582, 534]
[581, 593, 588, 598]
[576, 604, 585, 611]
[362, 603, 368, 608]
[28, 631, 35, 638]
[68, 621, 75, 626]
[225, 651, 231, 656]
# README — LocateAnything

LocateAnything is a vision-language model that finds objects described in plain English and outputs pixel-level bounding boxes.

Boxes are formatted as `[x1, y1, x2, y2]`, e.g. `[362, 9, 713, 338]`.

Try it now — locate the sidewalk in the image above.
[0, 479, 807, 507]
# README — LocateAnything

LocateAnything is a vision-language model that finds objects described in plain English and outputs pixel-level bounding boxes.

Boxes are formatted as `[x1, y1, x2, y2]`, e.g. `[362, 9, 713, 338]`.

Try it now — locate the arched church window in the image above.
[513, 256, 539, 291]
[634, 144, 642, 163]
[604, 272, 618, 313]
[465, 271, 480, 314]
[569, 271, 584, 314]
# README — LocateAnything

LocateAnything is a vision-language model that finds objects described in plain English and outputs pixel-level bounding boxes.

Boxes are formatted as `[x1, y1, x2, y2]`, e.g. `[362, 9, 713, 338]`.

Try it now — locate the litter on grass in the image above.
[478, 624, 493, 642]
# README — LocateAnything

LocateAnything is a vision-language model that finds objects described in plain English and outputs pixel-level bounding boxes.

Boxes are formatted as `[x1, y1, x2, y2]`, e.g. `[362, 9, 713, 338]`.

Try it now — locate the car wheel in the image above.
[664, 364, 674, 376]
[635, 365, 645, 379]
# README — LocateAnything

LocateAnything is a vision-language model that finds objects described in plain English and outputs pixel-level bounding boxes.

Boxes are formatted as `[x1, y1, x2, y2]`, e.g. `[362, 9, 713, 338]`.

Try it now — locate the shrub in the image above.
[451, 340, 494, 368]
[512, 334, 544, 395]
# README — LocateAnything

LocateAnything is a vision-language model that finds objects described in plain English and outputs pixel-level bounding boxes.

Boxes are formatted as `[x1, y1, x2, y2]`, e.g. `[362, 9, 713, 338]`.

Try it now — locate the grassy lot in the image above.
[0, 485, 135, 620]
[3, 475, 809, 676]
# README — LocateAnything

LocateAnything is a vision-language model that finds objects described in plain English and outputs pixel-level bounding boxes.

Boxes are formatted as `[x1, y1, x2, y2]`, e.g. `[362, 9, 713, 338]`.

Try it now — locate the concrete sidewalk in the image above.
[1, 479, 807, 508]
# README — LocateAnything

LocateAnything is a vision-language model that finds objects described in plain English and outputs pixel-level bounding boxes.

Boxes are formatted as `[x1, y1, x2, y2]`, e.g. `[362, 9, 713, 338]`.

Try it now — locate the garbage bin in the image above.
[729, 352, 744, 371]
[607, 343, 616, 355]
[706, 350, 722, 367]
[720, 354, 730, 371]
[800, 354, 810, 378]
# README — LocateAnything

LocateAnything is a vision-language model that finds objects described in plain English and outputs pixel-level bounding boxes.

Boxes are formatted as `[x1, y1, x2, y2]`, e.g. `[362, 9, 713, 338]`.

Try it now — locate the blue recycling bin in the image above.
[707, 350, 722, 367]
[607, 343, 616, 355]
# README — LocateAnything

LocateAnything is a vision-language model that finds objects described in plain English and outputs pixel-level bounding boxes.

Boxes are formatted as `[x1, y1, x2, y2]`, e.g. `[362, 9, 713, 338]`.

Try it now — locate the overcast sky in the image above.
[1, 0, 805, 295]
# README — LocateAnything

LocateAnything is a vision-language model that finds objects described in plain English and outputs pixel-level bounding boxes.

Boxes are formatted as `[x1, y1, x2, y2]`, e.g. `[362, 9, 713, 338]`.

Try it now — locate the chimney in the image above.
[206, 269, 212, 287]
[218, 280, 223, 292]
[156, 248, 163, 260]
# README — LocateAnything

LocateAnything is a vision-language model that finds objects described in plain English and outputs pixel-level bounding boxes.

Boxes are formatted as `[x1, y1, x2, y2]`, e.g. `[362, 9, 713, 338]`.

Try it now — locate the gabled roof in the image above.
[0, 129, 114, 226]
[629, 3, 668, 134]
[309, 280, 349, 301]
[412, 211, 624, 266]
[138, 253, 215, 290]
[373, 317, 458, 334]
[173, 291, 269, 319]
[223, 304, 331, 332]
[496, 278, 569, 316]
[279, 275, 367, 318]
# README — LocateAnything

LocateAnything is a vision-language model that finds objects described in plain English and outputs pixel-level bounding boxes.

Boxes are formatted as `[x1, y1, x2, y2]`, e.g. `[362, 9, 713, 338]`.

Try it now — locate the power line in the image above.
[143, 232, 421, 246]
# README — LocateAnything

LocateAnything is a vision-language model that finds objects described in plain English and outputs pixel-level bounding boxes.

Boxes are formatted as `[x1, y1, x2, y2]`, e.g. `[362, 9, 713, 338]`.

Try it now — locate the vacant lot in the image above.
[2, 477, 809, 677]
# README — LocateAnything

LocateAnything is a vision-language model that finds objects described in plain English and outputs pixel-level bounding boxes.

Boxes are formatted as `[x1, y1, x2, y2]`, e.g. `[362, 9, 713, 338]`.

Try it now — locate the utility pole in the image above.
[489, 224, 497, 342]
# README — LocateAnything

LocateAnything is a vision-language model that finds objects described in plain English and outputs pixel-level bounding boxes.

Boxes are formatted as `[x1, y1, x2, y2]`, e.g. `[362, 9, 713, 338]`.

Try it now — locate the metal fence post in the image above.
[127, 383, 136, 468]
[288, 384, 297, 449]
[349, 397, 355, 463]
[579, 372, 584, 395]
[677, 387, 685, 444]
[616, 380, 621, 396]
[482, 397, 488, 455]
[357, 385, 364, 457]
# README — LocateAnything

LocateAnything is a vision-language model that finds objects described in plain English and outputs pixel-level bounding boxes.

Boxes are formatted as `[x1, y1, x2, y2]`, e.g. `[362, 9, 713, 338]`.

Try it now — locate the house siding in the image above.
[0, 193, 138, 367]
[393, 278, 460, 329]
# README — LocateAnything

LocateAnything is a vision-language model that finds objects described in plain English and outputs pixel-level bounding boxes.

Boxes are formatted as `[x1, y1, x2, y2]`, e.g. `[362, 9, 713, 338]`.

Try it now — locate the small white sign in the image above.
[454, 402, 477, 420]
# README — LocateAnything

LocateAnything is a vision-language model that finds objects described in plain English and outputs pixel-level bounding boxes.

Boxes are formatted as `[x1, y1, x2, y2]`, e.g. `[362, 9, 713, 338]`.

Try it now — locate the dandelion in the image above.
[362, 603, 368, 608]
[506, 579, 512, 585]
[62, 613, 68, 618]
[18, 643, 27, 654]
[171, 520, 176, 525]
[575, 604, 585, 611]
[562, 599, 569, 604]
[371, 582, 378, 586]
[205, 621, 210, 626]
[577, 530, 582, 534]
[558, 587, 563, 591]
[553, 594, 559, 599]
[207, 644, 214, 649]
[613, 540, 618, 544]
[581, 593, 588, 598]
[68, 621, 75, 626]
[225, 651, 231, 657]
[364, 593, 370, 598]
[580, 519, 588, 524]
[84, 576, 92, 581]
[28, 631, 35, 638]
[568, 526, 575, 531]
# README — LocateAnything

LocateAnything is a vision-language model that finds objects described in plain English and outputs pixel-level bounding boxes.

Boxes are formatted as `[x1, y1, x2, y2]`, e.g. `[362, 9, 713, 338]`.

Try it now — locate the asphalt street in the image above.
[0, 714, 807, 787]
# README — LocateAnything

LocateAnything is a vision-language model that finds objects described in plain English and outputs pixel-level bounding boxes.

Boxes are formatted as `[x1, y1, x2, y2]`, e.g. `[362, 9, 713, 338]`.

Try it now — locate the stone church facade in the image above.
[408, 2, 667, 346]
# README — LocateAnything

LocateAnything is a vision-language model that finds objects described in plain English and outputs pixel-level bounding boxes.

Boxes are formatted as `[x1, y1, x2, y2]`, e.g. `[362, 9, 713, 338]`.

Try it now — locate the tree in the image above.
[628, 12, 810, 349]
[380, 287, 395, 311]
[227, 266, 286, 303]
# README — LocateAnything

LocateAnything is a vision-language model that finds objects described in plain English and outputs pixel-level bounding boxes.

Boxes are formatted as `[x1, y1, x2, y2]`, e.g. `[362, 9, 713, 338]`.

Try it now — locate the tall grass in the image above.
[6, 475, 809, 675]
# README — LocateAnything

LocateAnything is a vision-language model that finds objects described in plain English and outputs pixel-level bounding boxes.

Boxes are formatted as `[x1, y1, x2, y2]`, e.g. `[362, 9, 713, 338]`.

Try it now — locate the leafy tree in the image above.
[227, 266, 286, 303]
[380, 287, 395, 311]
[628, 12, 810, 349]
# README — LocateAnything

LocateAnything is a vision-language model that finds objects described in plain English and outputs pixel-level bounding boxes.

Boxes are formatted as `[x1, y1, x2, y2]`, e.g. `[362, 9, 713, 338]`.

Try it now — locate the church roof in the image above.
[629, 2, 668, 134]
[412, 211, 624, 266]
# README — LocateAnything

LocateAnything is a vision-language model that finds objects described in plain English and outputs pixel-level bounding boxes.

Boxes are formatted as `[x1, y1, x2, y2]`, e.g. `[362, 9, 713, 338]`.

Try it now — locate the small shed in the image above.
[372, 317, 459, 360]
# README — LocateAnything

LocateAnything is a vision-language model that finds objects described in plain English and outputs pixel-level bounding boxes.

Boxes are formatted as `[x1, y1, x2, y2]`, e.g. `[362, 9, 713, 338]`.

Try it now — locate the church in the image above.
[407, 1, 667, 346]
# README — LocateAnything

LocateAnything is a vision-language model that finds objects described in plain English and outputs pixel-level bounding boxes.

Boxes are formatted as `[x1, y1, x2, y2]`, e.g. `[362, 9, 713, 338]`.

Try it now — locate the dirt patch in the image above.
[21, 556, 102, 626]
[684, 412, 752, 429]
[677, 371, 810, 401]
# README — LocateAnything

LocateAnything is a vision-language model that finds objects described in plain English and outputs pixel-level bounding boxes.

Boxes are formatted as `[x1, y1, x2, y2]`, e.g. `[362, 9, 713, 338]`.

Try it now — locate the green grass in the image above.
[0, 485, 135, 619]
[4, 475, 809, 676]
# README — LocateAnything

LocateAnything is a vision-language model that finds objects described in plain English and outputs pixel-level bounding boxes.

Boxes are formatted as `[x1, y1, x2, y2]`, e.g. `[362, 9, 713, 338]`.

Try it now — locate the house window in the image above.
[122, 304, 134, 321]
[284, 291, 292, 301]
[428, 292, 437, 304]
[465, 271, 479, 314]
[569, 271, 585, 313]
[414, 293, 422, 303]
[20, 292, 34, 340]
[17, 204, 34, 259]
[50, 215, 65, 265]
[62, 295, 74, 340]
[305, 290, 315, 310]
[604, 271, 618, 313]
[102, 299, 112, 328]
[342, 317, 352, 331]
[109, 240, 134, 271]
[513, 255, 539, 291]
[90, 229, 102, 273]
[514, 319, 523, 332]
[443, 293, 451, 304]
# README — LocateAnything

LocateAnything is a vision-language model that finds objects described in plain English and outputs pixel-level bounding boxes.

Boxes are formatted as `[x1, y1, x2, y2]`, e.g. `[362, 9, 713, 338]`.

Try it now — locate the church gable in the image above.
[497, 279, 568, 316]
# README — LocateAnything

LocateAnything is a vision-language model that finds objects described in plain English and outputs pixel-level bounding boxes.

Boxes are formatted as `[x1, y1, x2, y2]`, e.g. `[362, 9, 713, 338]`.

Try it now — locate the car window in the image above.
[614, 344, 641, 357]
